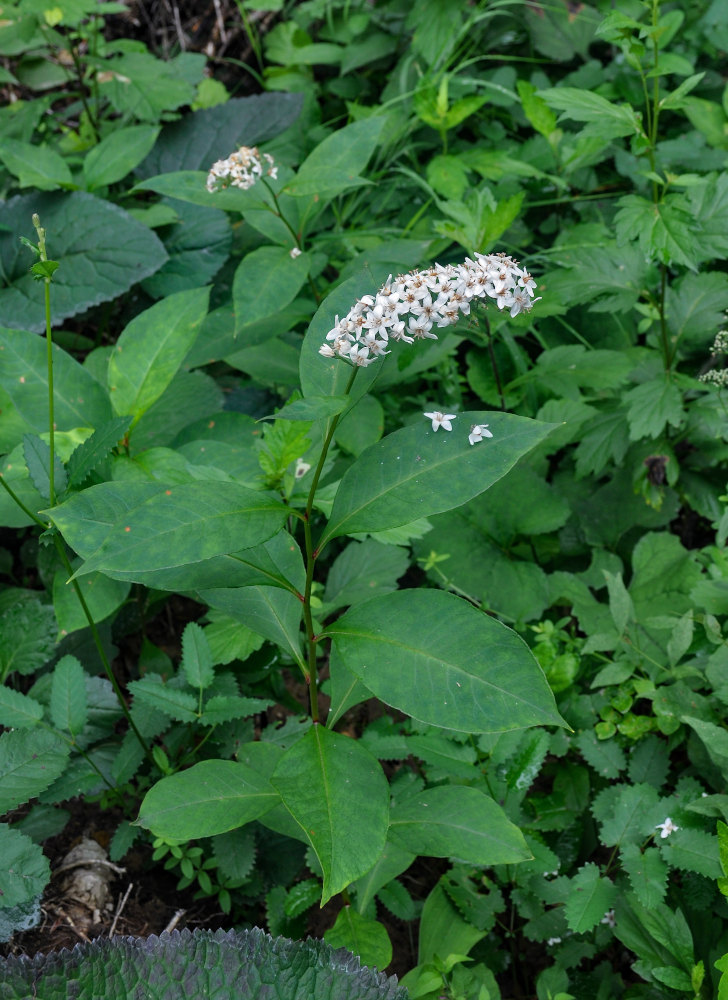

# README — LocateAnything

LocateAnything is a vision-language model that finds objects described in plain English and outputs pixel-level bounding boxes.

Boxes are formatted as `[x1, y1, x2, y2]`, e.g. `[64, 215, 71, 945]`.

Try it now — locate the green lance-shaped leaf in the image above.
[263, 395, 350, 423]
[0, 728, 70, 813]
[180, 622, 215, 690]
[47, 481, 289, 583]
[23, 434, 67, 502]
[49, 655, 88, 735]
[108, 286, 210, 425]
[0, 327, 112, 432]
[233, 246, 311, 335]
[325, 590, 564, 734]
[137, 759, 281, 841]
[271, 725, 390, 905]
[200, 585, 305, 670]
[388, 785, 530, 866]
[318, 412, 554, 548]
[53, 564, 130, 637]
[82, 125, 160, 190]
[284, 117, 384, 199]
[0, 824, 50, 909]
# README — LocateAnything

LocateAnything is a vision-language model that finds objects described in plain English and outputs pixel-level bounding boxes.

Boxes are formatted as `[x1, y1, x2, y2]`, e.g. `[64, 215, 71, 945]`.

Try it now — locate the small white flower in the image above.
[546, 937, 562, 946]
[319, 344, 336, 358]
[424, 410, 456, 432]
[295, 458, 311, 479]
[655, 817, 679, 838]
[601, 909, 616, 928]
[206, 145, 277, 193]
[290, 247, 302, 258]
[468, 424, 493, 445]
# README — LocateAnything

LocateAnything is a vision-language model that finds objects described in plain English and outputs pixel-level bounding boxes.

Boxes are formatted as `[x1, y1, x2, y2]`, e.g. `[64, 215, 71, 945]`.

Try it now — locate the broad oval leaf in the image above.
[284, 118, 384, 198]
[324, 589, 564, 733]
[47, 481, 289, 582]
[108, 286, 210, 424]
[389, 785, 530, 865]
[318, 411, 554, 547]
[137, 759, 281, 841]
[233, 246, 310, 334]
[0, 191, 166, 332]
[200, 585, 305, 670]
[0, 327, 111, 431]
[0, 825, 50, 908]
[271, 725, 390, 904]
[324, 907, 392, 971]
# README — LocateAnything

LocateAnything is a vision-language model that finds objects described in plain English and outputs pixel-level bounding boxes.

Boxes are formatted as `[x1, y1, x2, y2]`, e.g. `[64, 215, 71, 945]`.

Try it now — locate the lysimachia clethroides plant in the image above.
[18, 146, 565, 909]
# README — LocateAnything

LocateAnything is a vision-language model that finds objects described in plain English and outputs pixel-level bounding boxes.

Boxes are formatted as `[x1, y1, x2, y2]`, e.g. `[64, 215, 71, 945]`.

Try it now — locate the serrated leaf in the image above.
[181, 622, 215, 690]
[0, 686, 44, 728]
[0, 927, 408, 1000]
[596, 783, 661, 846]
[0, 191, 166, 332]
[667, 611, 694, 667]
[213, 826, 257, 882]
[50, 654, 88, 735]
[66, 416, 132, 487]
[200, 585, 305, 671]
[284, 878, 322, 918]
[575, 730, 627, 779]
[199, 694, 272, 726]
[0, 728, 70, 813]
[376, 879, 418, 922]
[0, 600, 57, 680]
[505, 729, 550, 791]
[659, 828, 721, 879]
[624, 380, 684, 440]
[0, 825, 50, 908]
[539, 88, 642, 141]
[621, 844, 668, 908]
[564, 863, 616, 933]
[22, 434, 67, 502]
[604, 570, 634, 635]
[615, 194, 700, 268]
[127, 674, 198, 723]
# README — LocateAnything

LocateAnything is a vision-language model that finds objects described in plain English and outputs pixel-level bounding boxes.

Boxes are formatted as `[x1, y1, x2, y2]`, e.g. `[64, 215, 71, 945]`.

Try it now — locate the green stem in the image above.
[300, 367, 359, 721]
[33, 216, 56, 507]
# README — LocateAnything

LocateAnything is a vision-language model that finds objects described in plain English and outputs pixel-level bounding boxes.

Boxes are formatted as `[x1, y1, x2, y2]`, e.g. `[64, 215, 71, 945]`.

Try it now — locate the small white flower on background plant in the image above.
[546, 937, 562, 946]
[294, 458, 311, 479]
[424, 411, 456, 432]
[655, 817, 679, 838]
[290, 247, 302, 258]
[468, 423, 493, 445]
[206, 146, 277, 193]
[601, 909, 616, 928]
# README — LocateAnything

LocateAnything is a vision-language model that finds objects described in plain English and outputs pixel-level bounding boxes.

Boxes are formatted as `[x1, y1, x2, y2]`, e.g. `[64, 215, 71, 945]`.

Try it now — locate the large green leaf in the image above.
[47, 481, 289, 582]
[271, 725, 390, 904]
[233, 246, 310, 334]
[564, 863, 617, 933]
[388, 785, 530, 865]
[0, 192, 166, 331]
[324, 907, 392, 971]
[136, 93, 303, 177]
[141, 200, 231, 300]
[200, 586, 305, 670]
[137, 759, 281, 841]
[0, 327, 111, 431]
[108, 287, 210, 425]
[0, 927, 407, 1000]
[0, 728, 70, 813]
[0, 825, 50, 909]
[284, 118, 384, 198]
[83, 125, 160, 190]
[324, 590, 563, 733]
[318, 411, 554, 548]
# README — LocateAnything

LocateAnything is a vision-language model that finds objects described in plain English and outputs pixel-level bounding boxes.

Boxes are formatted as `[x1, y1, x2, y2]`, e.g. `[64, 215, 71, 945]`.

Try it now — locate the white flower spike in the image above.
[655, 817, 679, 838]
[319, 252, 539, 365]
[424, 411, 456, 432]
[468, 424, 493, 445]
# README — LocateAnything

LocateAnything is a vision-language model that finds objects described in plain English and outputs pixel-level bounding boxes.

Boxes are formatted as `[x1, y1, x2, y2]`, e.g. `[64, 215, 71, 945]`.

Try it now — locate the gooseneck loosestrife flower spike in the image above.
[206, 146, 278, 192]
[319, 251, 540, 367]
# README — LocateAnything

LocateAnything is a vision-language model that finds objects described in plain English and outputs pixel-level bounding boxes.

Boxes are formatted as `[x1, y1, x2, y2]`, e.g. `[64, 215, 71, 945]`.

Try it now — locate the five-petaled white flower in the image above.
[601, 909, 616, 928]
[468, 423, 493, 445]
[424, 410, 456, 432]
[655, 817, 679, 838]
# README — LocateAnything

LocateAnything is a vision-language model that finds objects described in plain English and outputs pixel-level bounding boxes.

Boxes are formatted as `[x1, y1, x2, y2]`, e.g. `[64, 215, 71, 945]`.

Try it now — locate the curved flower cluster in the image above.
[206, 146, 277, 193]
[319, 252, 539, 367]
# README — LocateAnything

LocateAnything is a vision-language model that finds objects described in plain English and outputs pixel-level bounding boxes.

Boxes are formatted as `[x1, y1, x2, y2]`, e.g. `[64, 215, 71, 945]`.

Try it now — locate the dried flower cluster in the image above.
[319, 252, 539, 367]
[206, 146, 277, 193]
